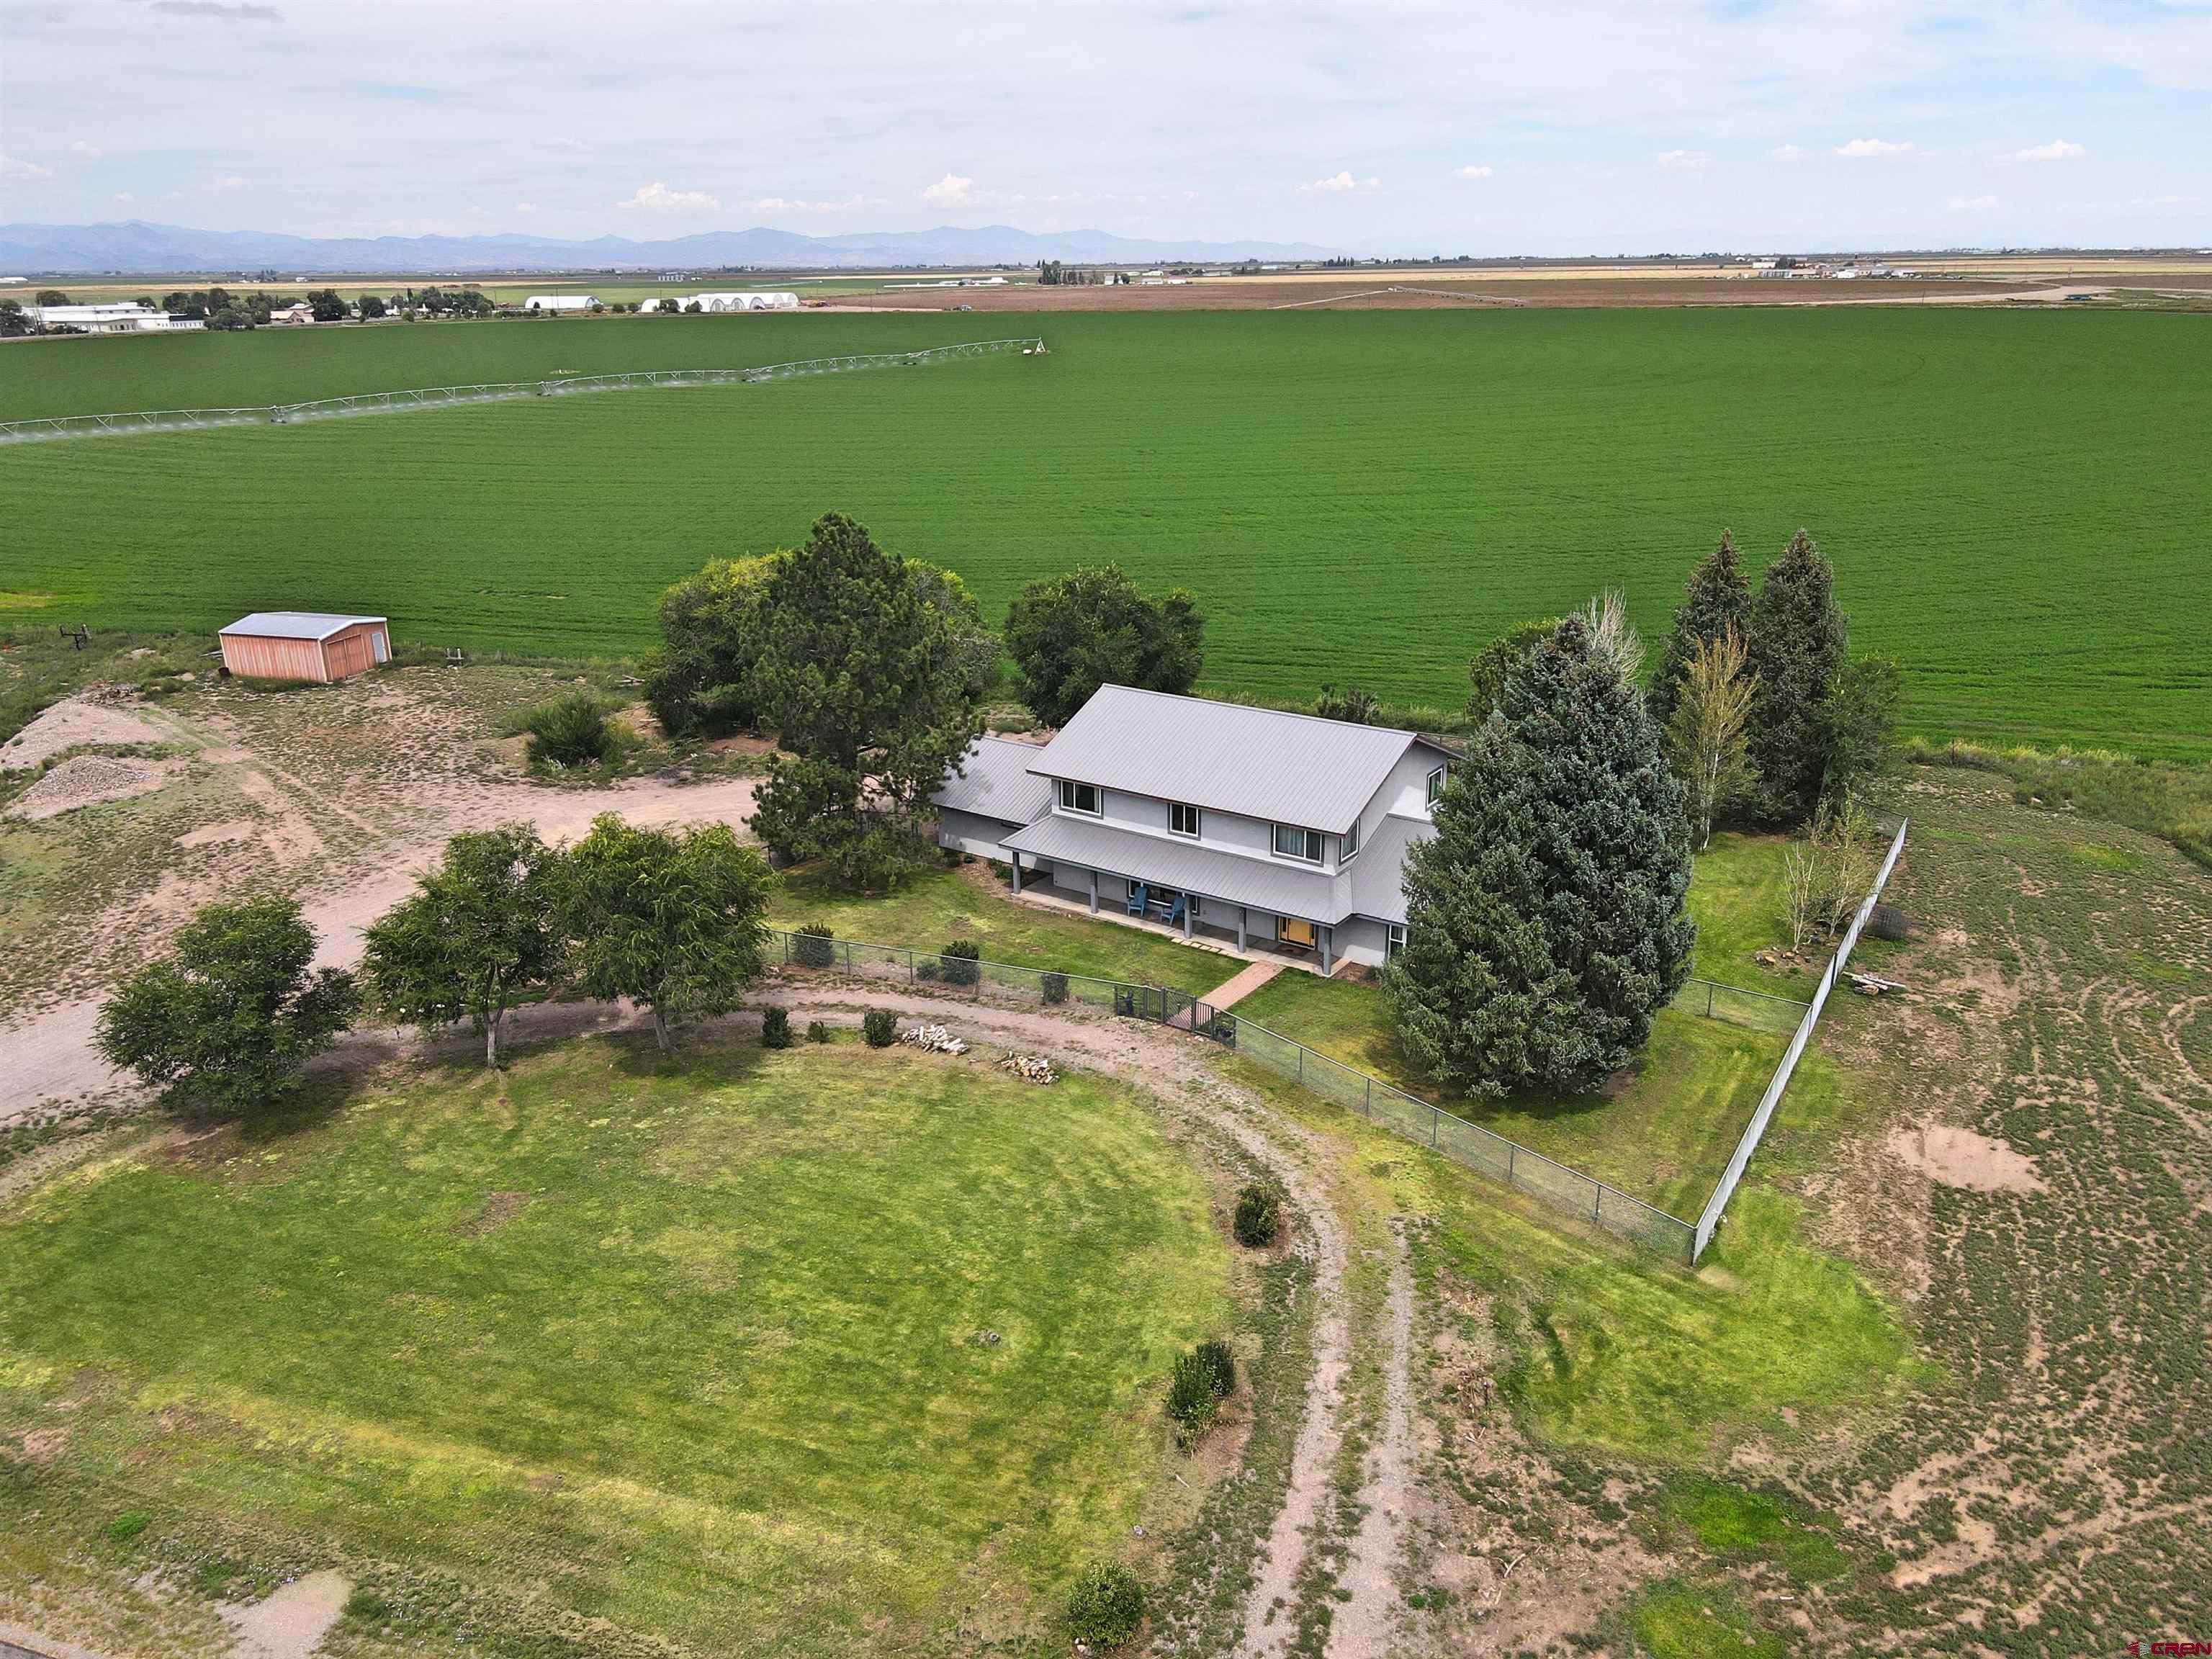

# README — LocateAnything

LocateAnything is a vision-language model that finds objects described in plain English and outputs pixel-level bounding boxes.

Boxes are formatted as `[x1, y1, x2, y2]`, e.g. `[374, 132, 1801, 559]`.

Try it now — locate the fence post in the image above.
[1508, 1143, 1516, 1185]
[783, 933, 790, 966]
[1364, 1076, 1372, 1118]
[1298, 1047, 1304, 1082]
[907, 949, 915, 983]
[1707, 981, 1715, 1018]
[1431, 1107, 1439, 1147]
[1593, 1184, 1602, 1222]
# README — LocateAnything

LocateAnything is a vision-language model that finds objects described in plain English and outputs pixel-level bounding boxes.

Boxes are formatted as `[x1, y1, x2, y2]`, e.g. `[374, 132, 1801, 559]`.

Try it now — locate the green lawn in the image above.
[1227, 835, 1815, 1218]
[770, 860, 1245, 997]
[0, 1039, 1237, 1655]
[5, 307, 2209, 757]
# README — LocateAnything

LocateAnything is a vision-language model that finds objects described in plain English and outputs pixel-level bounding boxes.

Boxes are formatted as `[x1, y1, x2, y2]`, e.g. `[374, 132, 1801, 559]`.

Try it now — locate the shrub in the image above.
[1866, 902, 1912, 942]
[343, 1588, 392, 1624]
[806, 1020, 832, 1043]
[793, 922, 835, 968]
[863, 1009, 896, 1047]
[941, 938, 981, 987]
[1166, 1350, 1221, 1443]
[1192, 1337, 1236, 1399]
[1233, 1182, 1282, 1248]
[524, 693, 616, 768]
[1041, 970, 1069, 1006]
[916, 958, 941, 982]
[1065, 1562, 1145, 1650]
[760, 1006, 792, 1048]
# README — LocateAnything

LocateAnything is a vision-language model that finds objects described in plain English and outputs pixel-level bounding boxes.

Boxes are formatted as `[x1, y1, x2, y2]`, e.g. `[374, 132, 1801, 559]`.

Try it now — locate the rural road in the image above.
[0, 773, 760, 1126]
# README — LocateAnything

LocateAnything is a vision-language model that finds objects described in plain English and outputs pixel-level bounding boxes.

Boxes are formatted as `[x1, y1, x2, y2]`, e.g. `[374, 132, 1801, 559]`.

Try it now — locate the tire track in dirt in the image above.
[1326, 1220, 1416, 1659]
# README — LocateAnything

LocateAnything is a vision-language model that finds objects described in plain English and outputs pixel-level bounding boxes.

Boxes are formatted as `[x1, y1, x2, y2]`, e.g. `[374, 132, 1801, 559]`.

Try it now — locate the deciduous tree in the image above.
[641, 553, 782, 737]
[1665, 624, 1758, 850]
[1817, 655, 1902, 811]
[1004, 565, 1205, 729]
[362, 826, 564, 1066]
[559, 815, 772, 1053]
[94, 897, 359, 1116]
[1647, 531, 1754, 730]
[747, 512, 984, 887]
[1385, 613, 1694, 1097]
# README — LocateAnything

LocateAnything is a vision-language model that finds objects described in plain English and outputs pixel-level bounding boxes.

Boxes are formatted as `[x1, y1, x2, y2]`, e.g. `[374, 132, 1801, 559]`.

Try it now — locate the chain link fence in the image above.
[0, 338, 1046, 445]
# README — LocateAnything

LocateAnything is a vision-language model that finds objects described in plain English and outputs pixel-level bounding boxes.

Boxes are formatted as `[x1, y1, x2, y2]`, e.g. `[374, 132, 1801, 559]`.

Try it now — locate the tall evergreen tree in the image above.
[1647, 531, 1753, 731]
[1383, 613, 1695, 1098]
[1744, 529, 1848, 824]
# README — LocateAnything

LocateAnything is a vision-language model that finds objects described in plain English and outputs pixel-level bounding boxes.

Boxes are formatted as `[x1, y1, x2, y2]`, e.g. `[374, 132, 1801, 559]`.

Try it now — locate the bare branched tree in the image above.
[1665, 624, 1758, 850]
[1581, 588, 1646, 689]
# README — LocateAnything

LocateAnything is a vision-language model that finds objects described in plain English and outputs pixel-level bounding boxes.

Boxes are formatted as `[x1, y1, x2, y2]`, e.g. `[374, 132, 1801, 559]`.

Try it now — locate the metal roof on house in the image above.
[932, 736, 1053, 825]
[1346, 815, 1435, 926]
[1025, 685, 1449, 833]
[1002, 811, 1352, 924]
[219, 612, 387, 642]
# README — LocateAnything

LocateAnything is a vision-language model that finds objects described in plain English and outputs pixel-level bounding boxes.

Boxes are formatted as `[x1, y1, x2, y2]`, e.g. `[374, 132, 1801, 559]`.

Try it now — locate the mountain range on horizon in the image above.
[0, 219, 1344, 276]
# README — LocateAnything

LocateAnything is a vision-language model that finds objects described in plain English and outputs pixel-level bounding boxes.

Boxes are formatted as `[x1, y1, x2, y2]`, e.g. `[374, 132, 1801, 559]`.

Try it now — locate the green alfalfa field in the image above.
[3, 307, 2208, 757]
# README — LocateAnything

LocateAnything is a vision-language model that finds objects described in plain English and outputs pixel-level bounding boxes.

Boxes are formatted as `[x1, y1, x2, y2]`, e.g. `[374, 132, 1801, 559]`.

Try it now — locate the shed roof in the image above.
[932, 736, 1053, 825]
[220, 612, 387, 641]
[1027, 685, 1447, 832]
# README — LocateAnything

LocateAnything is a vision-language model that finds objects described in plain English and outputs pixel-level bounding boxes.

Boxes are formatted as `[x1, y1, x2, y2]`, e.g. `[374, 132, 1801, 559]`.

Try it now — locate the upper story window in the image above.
[1342, 818, 1362, 862]
[1169, 801, 1201, 838]
[1058, 779, 1101, 816]
[1426, 765, 1448, 806]
[1273, 823, 1323, 863]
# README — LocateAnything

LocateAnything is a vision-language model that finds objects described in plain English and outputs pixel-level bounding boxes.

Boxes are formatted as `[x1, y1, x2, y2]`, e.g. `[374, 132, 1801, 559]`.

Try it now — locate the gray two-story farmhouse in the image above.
[931, 685, 1455, 972]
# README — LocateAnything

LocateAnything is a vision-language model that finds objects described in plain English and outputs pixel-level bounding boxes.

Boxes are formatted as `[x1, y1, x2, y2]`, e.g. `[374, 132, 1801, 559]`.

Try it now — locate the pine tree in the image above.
[1383, 613, 1695, 1098]
[1647, 531, 1753, 730]
[1744, 529, 1848, 824]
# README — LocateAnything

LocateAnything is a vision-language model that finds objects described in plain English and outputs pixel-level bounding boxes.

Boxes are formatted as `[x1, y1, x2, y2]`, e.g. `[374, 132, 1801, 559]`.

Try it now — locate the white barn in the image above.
[523, 295, 598, 313]
[28, 302, 203, 334]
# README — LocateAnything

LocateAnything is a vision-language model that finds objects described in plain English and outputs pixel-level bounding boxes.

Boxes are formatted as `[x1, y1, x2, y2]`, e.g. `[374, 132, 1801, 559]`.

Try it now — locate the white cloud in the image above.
[1835, 137, 1912, 158]
[920, 172, 975, 208]
[755, 193, 881, 215]
[514, 201, 539, 213]
[0, 153, 55, 181]
[1768, 144, 1809, 162]
[211, 174, 248, 191]
[617, 181, 719, 214]
[1455, 163, 1493, 180]
[114, 191, 136, 203]
[2012, 138, 2085, 163]
[1948, 193, 2000, 212]
[1655, 149, 1711, 171]
[68, 140, 104, 160]
[1300, 170, 1379, 194]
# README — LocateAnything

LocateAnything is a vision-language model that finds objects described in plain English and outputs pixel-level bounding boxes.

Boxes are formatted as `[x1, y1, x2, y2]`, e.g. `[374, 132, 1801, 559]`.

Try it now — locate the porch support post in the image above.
[1087, 869, 1099, 914]
[1320, 925, 1334, 975]
[1183, 899, 1195, 940]
[1236, 905, 1248, 952]
[1010, 853, 1022, 896]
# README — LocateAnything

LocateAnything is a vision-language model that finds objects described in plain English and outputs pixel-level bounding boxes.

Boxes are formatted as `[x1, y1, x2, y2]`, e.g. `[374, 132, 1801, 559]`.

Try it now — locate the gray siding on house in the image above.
[938, 806, 1025, 860]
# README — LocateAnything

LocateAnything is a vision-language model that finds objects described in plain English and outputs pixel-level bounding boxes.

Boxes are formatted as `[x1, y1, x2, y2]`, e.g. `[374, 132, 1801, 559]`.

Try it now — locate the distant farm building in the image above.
[524, 295, 598, 313]
[28, 302, 203, 335]
[217, 613, 392, 683]
[683, 292, 801, 312]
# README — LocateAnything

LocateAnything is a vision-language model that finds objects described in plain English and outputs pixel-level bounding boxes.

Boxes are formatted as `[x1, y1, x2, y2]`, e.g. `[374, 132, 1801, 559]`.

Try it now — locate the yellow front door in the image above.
[1277, 917, 1316, 949]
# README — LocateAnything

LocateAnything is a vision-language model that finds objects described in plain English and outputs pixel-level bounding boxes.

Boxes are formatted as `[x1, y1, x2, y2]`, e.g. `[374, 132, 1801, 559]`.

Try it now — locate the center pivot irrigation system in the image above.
[0, 336, 1047, 445]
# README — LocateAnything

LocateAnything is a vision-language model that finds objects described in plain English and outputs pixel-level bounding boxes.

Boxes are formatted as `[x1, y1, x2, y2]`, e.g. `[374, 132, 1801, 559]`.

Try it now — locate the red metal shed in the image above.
[217, 613, 392, 683]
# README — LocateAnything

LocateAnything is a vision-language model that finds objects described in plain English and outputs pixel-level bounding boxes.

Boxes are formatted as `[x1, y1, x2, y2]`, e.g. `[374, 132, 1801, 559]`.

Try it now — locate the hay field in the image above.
[4, 308, 2208, 756]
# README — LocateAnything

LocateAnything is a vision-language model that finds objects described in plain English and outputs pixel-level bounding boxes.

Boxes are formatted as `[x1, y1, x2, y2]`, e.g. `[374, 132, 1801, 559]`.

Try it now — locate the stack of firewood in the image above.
[902, 1022, 969, 1054]
[998, 1051, 1058, 1084]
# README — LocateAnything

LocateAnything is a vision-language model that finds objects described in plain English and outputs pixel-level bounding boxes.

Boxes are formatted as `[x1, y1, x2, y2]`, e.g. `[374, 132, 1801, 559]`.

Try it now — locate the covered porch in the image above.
[1005, 852, 1345, 976]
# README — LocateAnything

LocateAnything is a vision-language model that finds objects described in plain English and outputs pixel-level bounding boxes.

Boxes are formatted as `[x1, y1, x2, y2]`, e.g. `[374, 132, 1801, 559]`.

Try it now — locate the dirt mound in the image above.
[1888, 1122, 2047, 1194]
[1, 691, 170, 772]
[9, 754, 177, 820]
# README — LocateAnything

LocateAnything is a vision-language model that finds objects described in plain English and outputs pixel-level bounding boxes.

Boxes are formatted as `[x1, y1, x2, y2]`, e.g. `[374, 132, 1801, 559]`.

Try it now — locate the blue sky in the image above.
[1, 0, 2207, 252]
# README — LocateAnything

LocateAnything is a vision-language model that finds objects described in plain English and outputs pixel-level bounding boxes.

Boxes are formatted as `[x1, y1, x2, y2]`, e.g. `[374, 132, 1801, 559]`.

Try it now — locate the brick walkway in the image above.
[1206, 959, 1286, 1010]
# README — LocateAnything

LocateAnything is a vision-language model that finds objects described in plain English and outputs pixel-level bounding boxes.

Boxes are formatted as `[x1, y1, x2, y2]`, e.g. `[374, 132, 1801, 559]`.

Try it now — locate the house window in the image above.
[1168, 801, 1201, 838]
[1426, 765, 1448, 806]
[1058, 779, 1101, 816]
[1273, 823, 1323, 863]
[1342, 819, 1361, 862]
[1385, 922, 1407, 961]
